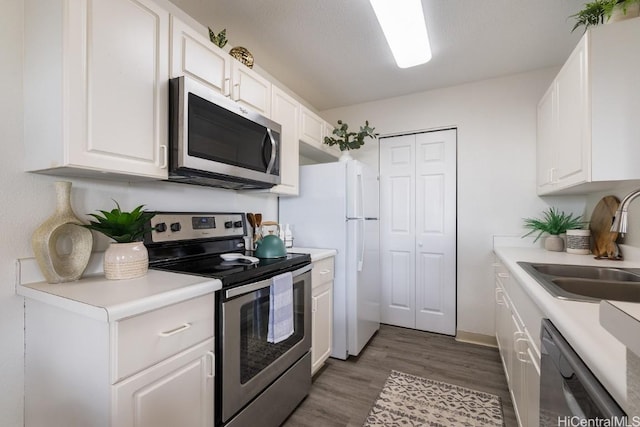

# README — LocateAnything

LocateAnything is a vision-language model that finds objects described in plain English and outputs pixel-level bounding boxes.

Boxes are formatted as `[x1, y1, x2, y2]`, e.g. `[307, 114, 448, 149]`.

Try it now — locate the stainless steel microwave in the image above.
[168, 76, 281, 189]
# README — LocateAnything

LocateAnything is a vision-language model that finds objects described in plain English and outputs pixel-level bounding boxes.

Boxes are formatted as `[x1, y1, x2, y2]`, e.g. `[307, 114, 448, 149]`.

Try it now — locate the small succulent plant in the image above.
[208, 27, 228, 48]
[82, 201, 155, 243]
[323, 120, 379, 152]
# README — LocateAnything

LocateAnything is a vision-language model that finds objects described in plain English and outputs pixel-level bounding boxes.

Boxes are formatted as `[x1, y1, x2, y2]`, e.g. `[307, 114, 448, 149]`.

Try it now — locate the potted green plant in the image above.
[83, 201, 156, 280]
[323, 120, 379, 162]
[570, 0, 640, 32]
[523, 208, 584, 251]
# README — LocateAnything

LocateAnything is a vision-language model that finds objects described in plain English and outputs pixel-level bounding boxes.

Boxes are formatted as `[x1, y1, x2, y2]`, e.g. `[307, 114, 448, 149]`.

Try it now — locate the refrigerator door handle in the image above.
[358, 219, 365, 271]
[358, 170, 364, 219]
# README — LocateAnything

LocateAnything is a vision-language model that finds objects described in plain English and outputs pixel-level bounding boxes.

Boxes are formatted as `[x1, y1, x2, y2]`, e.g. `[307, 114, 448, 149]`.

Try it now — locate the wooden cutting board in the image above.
[589, 195, 621, 259]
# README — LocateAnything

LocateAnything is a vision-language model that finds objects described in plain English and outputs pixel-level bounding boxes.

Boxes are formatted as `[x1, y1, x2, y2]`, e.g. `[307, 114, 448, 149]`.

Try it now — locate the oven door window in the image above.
[239, 281, 305, 384]
[188, 93, 280, 175]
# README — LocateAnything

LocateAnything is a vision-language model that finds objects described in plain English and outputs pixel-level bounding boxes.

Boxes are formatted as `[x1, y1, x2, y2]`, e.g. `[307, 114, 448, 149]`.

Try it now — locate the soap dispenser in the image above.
[284, 224, 293, 248]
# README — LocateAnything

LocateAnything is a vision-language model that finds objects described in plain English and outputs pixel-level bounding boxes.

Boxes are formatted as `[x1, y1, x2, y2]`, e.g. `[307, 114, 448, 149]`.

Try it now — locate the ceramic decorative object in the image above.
[229, 46, 254, 68]
[103, 241, 149, 280]
[31, 181, 93, 283]
[566, 229, 591, 254]
[544, 235, 564, 252]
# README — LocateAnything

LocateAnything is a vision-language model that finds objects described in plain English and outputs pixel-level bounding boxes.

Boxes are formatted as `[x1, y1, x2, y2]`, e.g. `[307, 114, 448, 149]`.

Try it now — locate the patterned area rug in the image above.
[363, 370, 504, 427]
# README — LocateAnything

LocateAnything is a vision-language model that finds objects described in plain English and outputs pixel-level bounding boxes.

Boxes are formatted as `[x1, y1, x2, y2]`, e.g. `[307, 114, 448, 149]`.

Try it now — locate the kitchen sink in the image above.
[517, 262, 640, 303]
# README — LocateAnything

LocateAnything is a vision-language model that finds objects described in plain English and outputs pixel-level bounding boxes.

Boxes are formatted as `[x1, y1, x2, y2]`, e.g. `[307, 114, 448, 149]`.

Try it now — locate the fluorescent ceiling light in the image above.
[369, 0, 432, 68]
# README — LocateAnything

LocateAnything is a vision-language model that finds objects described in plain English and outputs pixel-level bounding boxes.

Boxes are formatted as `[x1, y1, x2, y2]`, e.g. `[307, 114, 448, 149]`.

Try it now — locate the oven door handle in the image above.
[225, 263, 312, 299]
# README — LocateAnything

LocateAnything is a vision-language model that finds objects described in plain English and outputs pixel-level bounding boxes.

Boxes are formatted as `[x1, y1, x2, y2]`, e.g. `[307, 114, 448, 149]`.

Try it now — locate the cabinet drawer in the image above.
[312, 257, 334, 288]
[112, 293, 214, 383]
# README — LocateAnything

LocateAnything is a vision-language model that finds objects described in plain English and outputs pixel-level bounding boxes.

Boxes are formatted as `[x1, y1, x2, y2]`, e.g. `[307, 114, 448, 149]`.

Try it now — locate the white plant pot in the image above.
[104, 241, 149, 280]
[566, 229, 591, 255]
[608, 2, 640, 22]
[544, 235, 564, 252]
[339, 150, 353, 162]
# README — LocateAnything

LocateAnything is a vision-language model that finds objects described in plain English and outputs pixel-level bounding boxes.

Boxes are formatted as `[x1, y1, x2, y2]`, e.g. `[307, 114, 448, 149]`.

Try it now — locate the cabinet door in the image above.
[322, 121, 341, 157]
[536, 85, 556, 195]
[510, 313, 526, 427]
[269, 86, 299, 195]
[231, 62, 271, 116]
[524, 344, 541, 427]
[112, 339, 214, 427]
[554, 36, 589, 189]
[66, 0, 169, 179]
[299, 106, 324, 147]
[312, 282, 333, 374]
[494, 282, 511, 381]
[170, 16, 230, 95]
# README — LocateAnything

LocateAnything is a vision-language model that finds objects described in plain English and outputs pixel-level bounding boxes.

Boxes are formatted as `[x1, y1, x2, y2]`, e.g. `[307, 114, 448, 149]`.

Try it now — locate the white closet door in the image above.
[380, 134, 416, 328]
[414, 129, 457, 335]
[380, 129, 457, 335]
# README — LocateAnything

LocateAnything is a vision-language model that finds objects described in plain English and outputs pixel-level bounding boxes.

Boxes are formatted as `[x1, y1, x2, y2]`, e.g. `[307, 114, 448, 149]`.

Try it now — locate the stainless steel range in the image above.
[144, 212, 312, 427]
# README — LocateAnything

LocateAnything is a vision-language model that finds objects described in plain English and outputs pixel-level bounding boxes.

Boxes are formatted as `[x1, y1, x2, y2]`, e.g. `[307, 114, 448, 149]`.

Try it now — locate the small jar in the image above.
[566, 229, 591, 255]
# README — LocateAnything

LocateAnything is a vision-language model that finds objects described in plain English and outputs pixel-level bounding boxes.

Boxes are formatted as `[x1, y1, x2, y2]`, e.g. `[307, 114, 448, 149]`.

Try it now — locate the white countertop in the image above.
[493, 246, 640, 409]
[288, 247, 337, 262]
[16, 257, 221, 322]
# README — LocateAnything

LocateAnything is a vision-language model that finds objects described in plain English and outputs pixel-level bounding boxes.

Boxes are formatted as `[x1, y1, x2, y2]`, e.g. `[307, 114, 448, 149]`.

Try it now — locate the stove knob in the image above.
[224, 221, 233, 229]
[155, 222, 167, 233]
[170, 222, 181, 232]
[233, 221, 243, 228]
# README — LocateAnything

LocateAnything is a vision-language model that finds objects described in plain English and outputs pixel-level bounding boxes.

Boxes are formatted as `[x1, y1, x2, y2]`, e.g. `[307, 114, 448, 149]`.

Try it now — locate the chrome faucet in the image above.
[611, 189, 640, 237]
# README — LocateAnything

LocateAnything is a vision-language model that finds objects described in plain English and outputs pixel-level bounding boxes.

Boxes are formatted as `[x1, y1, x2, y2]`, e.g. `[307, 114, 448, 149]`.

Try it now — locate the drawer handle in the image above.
[497, 273, 509, 279]
[158, 323, 192, 337]
[319, 269, 331, 275]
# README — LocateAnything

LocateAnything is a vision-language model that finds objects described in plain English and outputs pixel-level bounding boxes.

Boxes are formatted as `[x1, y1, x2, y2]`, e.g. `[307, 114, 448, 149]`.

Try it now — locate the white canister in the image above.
[566, 229, 591, 255]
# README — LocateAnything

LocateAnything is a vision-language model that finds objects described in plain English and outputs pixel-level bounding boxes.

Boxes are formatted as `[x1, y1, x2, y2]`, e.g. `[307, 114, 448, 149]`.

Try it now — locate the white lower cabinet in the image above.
[494, 260, 541, 427]
[112, 339, 214, 427]
[311, 256, 334, 374]
[24, 293, 215, 427]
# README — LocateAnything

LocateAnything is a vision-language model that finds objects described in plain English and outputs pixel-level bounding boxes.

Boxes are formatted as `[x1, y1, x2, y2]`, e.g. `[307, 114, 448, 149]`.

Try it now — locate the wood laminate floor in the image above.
[283, 324, 517, 427]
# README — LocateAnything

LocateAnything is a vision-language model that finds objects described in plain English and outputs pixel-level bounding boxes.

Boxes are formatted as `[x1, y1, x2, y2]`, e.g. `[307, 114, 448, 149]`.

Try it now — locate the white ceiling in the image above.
[169, 0, 587, 111]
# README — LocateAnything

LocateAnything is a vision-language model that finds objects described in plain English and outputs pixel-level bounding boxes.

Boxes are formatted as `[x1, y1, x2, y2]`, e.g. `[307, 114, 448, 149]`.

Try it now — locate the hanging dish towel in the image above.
[267, 272, 294, 344]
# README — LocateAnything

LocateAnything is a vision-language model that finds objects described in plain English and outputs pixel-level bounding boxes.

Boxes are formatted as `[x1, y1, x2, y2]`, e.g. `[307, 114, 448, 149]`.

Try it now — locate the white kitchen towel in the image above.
[267, 272, 294, 344]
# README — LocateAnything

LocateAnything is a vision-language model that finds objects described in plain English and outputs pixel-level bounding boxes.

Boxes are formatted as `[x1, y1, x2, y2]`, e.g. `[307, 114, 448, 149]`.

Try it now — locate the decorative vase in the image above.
[544, 235, 564, 252]
[339, 150, 353, 162]
[566, 229, 591, 255]
[31, 181, 93, 283]
[103, 241, 149, 280]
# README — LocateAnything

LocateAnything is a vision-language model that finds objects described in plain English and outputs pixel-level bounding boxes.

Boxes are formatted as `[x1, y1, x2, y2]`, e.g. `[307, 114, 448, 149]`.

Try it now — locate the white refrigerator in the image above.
[279, 160, 380, 359]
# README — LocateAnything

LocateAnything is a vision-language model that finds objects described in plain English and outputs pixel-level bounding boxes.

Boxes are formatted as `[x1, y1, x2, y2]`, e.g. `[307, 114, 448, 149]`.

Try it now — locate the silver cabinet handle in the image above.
[158, 322, 191, 337]
[159, 144, 168, 169]
[206, 351, 215, 379]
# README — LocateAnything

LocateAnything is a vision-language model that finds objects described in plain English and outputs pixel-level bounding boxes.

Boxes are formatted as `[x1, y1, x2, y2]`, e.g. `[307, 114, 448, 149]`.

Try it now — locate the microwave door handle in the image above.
[265, 128, 277, 174]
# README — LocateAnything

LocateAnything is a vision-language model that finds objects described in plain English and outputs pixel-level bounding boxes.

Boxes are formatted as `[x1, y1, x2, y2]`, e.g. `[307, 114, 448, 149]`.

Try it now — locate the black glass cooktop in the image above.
[150, 251, 311, 287]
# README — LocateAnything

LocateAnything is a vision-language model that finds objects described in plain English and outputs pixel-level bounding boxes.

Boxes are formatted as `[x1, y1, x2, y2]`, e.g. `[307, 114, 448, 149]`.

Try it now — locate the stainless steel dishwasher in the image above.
[539, 319, 626, 426]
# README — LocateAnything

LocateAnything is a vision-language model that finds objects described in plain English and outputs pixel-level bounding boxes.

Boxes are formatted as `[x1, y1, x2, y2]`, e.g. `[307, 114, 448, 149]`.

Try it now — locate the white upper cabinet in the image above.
[298, 106, 339, 162]
[170, 16, 231, 96]
[231, 62, 272, 117]
[537, 18, 640, 195]
[24, 0, 170, 180]
[269, 86, 300, 195]
[299, 106, 325, 146]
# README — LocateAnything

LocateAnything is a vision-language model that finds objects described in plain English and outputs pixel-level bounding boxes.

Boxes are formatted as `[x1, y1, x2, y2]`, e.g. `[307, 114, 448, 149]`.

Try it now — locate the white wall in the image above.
[322, 69, 587, 337]
[0, 4, 276, 426]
